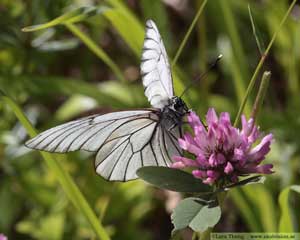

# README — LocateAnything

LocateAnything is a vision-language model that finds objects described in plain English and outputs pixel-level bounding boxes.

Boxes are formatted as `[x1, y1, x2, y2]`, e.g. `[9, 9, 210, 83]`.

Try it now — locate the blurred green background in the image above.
[0, 0, 300, 239]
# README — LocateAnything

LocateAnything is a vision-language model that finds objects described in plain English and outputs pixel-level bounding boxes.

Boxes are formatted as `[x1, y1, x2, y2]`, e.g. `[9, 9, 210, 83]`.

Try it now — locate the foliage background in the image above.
[0, 0, 300, 239]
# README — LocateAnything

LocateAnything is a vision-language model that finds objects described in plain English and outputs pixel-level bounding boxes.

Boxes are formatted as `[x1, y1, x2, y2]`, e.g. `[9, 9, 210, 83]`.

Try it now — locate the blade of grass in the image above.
[22, 6, 108, 32]
[233, 0, 298, 127]
[104, 0, 145, 56]
[248, 4, 265, 55]
[1, 93, 110, 240]
[251, 71, 271, 121]
[64, 23, 126, 83]
[21, 7, 87, 32]
[171, 0, 208, 67]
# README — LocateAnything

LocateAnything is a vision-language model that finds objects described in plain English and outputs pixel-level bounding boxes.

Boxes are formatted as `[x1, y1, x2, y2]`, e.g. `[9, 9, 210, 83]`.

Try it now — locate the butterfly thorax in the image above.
[159, 96, 189, 128]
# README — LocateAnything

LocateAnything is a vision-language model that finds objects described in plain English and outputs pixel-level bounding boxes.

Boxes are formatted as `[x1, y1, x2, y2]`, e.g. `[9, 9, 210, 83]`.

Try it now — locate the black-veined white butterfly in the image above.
[25, 20, 189, 181]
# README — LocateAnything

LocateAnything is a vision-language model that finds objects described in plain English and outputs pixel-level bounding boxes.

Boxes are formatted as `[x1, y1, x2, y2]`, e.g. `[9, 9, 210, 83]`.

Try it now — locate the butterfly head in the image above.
[171, 96, 189, 115]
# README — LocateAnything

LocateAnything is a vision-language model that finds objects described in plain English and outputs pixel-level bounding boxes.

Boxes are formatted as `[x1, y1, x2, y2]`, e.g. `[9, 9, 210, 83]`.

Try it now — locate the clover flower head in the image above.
[0, 234, 7, 240]
[172, 108, 273, 185]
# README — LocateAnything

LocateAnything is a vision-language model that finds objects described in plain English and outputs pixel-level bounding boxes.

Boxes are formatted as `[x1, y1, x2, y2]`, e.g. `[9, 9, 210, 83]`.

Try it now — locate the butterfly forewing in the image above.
[141, 20, 174, 108]
[25, 111, 150, 153]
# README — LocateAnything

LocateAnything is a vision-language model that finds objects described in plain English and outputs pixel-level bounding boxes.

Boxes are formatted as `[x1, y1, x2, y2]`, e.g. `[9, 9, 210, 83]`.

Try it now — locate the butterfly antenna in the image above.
[180, 54, 223, 97]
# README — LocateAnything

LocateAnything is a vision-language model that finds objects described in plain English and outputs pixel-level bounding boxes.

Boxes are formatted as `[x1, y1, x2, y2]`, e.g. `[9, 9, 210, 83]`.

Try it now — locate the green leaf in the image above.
[171, 197, 221, 233]
[279, 185, 300, 232]
[189, 204, 221, 232]
[137, 166, 213, 193]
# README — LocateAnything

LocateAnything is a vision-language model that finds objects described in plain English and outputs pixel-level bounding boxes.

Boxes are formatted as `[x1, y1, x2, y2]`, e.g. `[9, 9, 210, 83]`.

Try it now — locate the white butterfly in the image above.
[25, 20, 189, 181]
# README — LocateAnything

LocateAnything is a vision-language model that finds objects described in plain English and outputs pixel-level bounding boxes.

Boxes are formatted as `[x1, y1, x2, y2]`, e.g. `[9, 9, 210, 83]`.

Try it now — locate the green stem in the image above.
[172, 0, 208, 67]
[233, 0, 298, 127]
[193, 192, 225, 240]
[192, 231, 198, 240]
[201, 192, 227, 240]
[2, 94, 111, 240]
[200, 228, 211, 240]
[65, 23, 126, 83]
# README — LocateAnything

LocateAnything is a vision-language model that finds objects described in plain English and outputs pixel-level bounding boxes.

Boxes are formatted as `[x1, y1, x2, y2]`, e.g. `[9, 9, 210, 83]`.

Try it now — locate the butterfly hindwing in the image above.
[94, 111, 182, 181]
[25, 110, 182, 181]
